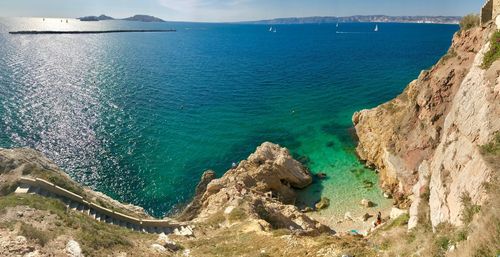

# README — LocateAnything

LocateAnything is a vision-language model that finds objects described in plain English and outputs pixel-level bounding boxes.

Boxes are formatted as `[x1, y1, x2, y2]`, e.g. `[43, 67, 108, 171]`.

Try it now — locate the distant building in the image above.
[481, 0, 500, 25]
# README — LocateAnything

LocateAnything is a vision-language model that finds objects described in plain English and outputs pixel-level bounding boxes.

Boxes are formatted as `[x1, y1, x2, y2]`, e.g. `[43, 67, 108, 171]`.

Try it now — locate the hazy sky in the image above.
[0, 0, 485, 22]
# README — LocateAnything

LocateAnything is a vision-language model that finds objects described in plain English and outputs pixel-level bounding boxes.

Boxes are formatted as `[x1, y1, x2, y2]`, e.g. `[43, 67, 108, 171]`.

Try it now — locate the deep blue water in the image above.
[0, 18, 458, 217]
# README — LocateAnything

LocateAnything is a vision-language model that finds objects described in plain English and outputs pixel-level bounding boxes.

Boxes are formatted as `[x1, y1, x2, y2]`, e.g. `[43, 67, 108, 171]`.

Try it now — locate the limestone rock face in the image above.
[353, 25, 500, 228]
[182, 142, 331, 235]
[178, 170, 216, 221]
[65, 240, 83, 257]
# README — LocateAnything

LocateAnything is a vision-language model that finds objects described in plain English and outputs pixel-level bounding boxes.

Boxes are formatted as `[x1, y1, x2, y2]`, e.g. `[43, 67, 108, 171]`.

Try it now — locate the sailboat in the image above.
[269, 26, 273, 32]
[273, 28, 277, 33]
[374, 25, 379, 32]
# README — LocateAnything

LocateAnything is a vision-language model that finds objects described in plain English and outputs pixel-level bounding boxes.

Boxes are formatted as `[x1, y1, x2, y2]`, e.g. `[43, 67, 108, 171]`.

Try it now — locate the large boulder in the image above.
[181, 142, 332, 235]
[315, 197, 330, 210]
[66, 240, 83, 257]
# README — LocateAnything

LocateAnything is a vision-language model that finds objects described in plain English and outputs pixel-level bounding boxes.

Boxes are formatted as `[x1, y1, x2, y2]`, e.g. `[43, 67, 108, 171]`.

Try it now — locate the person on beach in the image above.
[376, 212, 382, 226]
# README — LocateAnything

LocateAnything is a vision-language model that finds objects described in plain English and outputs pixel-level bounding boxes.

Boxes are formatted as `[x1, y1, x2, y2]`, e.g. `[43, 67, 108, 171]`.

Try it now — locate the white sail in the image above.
[374, 25, 379, 32]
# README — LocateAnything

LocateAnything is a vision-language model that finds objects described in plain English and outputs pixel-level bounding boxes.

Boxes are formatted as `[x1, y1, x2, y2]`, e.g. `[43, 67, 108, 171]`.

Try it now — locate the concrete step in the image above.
[15, 185, 30, 194]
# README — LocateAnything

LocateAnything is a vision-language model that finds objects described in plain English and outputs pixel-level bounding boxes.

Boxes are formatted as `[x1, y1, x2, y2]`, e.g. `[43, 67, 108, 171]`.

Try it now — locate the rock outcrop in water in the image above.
[179, 142, 331, 235]
[353, 21, 500, 228]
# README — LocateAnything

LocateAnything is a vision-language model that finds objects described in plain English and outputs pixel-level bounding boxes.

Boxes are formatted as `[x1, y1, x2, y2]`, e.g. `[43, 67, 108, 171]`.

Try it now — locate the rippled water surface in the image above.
[0, 18, 458, 217]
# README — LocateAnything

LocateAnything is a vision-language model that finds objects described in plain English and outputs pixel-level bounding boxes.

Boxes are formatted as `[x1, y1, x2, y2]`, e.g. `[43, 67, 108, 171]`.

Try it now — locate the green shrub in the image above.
[482, 31, 500, 69]
[460, 192, 481, 225]
[383, 213, 410, 231]
[227, 207, 248, 222]
[20, 223, 52, 246]
[459, 14, 480, 31]
[0, 182, 18, 196]
[435, 236, 450, 251]
[480, 132, 500, 155]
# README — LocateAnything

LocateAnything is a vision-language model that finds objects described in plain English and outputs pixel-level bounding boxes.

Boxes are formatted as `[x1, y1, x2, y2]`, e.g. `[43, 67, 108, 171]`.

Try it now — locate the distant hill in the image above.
[122, 15, 165, 22]
[79, 14, 115, 22]
[79, 14, 165, 23]
[245, 15, 461, 25]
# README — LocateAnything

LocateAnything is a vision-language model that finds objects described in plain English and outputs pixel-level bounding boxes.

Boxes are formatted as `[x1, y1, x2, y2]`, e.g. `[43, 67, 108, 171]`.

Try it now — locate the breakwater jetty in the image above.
[9, 29, 176, 35]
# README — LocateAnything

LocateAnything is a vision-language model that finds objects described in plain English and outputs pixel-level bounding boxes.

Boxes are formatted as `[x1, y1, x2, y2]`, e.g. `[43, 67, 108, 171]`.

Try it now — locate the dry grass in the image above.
[185, 226, 376, 257]
[459, 14, 480, 31]
[450, 175, 500, 257]
[482, 31, 500, 69]
[0, 194, 155, 256]
[19, 222, 54, 246]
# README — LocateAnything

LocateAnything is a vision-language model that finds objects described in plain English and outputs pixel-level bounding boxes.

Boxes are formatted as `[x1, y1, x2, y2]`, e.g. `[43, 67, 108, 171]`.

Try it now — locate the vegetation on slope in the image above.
[480, 132, 500, 170]
[459, 14, 480, 31]
[0, 194, 155, 256]
[482, 31, 500, 69]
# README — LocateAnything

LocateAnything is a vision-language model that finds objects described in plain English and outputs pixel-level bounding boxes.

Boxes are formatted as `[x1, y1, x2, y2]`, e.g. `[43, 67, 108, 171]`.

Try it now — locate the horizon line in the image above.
[0, 13, 467, 24]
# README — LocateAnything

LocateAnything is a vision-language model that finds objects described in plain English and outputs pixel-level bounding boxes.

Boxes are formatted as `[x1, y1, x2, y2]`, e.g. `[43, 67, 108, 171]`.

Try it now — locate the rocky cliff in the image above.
[353, 20, 500, 229]
[0, 143, 339, 256]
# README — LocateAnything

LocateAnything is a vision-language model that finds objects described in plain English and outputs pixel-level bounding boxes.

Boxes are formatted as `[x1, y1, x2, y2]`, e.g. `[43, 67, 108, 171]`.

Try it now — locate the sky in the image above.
[0, 0, 485, 22]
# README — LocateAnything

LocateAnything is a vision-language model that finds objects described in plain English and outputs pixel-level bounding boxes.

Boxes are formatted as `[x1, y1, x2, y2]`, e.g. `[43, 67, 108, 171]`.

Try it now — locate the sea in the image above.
[0, 18, 458, 219]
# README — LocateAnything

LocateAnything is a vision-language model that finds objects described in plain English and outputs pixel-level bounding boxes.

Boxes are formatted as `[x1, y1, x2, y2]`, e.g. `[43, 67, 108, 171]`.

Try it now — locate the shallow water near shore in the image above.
[0, 18, 458, 219]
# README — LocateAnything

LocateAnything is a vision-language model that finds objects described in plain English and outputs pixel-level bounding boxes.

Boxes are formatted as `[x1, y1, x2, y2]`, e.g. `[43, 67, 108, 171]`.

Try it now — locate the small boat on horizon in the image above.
[374, 24, 379, 32]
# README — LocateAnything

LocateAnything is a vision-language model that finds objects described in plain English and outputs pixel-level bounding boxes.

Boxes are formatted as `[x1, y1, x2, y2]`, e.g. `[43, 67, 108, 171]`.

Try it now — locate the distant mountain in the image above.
[245, 15, 461, 25]
[122, 15, 165, 23]
[79, 14, 165, 23]
[79, 14, 114, 22]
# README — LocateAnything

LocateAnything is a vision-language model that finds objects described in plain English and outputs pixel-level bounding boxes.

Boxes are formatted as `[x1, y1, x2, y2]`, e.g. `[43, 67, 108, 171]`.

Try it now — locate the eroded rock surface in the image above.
[353, 24, 500, 228]
[181, 142, 332, 235]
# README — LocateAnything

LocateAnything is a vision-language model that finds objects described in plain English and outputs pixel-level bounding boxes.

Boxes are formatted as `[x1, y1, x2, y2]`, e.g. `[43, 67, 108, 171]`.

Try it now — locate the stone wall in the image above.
[495, 0, 500, 19]
[482, 0, 493, 25]
[482, 0, 500, 25]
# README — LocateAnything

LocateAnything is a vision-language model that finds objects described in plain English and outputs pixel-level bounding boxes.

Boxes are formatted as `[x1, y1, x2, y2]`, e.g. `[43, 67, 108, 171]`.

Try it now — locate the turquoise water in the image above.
[0, 18, 458, 217]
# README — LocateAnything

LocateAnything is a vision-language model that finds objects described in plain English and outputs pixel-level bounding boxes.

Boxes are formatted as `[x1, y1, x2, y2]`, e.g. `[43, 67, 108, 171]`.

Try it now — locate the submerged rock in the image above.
[360, 199, 375, 208]
[316, 172, 327, 180]
[315, 197, 330, 210]
[344, 212, 353, 221]
[362, 213, 373, 222]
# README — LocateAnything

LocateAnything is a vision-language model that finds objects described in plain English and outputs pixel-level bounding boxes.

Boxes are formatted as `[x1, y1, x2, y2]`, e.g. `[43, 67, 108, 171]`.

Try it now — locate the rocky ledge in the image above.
[179, 142, 332, 235]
